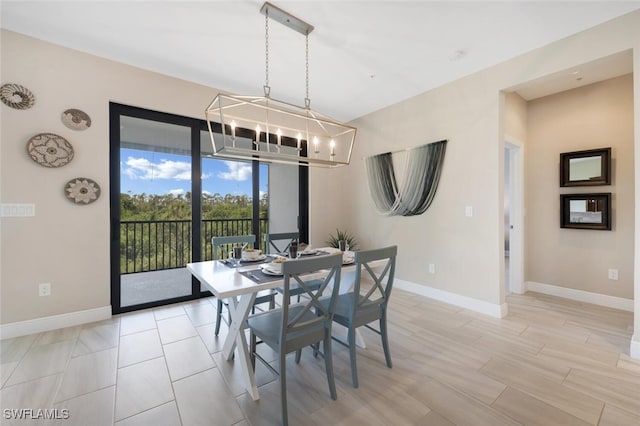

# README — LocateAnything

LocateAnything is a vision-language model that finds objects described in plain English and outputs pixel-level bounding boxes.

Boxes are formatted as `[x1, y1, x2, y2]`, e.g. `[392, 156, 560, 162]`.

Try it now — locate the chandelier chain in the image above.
[264, 8, 270, 96]
[305, 33, 310, 108]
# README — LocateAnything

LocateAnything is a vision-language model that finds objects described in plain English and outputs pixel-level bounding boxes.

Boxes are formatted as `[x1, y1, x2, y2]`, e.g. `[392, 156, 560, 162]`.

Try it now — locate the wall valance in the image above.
[365, 140, 447, 216]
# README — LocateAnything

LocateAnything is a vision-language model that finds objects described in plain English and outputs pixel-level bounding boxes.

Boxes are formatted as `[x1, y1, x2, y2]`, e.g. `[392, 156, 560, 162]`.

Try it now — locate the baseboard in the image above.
[525, 281, 633, 312]
[395, 279, 508, 318]
[0, 306, 112, 340]
[631, 335, 640, 360]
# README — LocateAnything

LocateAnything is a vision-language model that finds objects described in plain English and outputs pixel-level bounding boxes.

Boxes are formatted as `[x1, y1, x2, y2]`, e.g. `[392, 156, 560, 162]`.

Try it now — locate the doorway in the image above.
[504, 141, 524, 294]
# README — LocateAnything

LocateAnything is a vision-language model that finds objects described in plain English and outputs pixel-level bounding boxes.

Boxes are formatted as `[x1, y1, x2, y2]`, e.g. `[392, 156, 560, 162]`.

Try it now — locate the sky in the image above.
[120, 148, 268, 197]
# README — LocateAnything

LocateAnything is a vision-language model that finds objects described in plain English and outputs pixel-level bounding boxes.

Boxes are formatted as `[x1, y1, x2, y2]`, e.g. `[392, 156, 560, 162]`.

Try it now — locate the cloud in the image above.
[124, 156, 191, 181]
[217, 161, 252, 181]
[168, 188, 185, 196]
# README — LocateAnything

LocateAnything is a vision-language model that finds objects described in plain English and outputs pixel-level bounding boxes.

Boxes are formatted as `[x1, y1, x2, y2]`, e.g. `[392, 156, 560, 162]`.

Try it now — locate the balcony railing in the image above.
[120, 218, 269, 274]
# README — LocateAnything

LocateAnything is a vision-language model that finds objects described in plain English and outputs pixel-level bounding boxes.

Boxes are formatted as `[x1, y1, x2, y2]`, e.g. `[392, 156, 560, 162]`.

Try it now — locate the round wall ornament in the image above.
[64, 178, 101, 205]
[1, 83, 35, 110]
[27, 133, 75, 168]
[61, 109, 92, 131]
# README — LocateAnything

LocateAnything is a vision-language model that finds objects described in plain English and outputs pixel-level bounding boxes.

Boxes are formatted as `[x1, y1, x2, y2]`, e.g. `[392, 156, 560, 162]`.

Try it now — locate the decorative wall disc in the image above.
[64, 178, 101, 205]
[61, 109, 92, 131]
[1, 83, 35, 110]
[27, 133, 75, 168]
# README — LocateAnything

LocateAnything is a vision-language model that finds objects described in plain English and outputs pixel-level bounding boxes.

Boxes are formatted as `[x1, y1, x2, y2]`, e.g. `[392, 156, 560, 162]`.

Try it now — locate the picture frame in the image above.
[560, 147, 611, 187]
[560, 193, 611, 230]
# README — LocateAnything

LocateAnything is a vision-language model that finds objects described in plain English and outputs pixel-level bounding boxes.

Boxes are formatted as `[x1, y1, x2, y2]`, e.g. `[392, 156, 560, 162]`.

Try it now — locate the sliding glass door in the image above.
[110, 103, 307, 314]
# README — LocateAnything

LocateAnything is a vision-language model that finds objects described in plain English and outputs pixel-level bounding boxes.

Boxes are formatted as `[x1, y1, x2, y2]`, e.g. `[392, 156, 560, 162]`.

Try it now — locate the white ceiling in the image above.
[2, 1, 639, 122]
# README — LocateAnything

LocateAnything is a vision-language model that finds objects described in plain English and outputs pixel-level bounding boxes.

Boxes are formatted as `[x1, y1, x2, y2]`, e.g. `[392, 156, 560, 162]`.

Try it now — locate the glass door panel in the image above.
[118, 116, 193, 308]
[268, 144, 300, 243]
[199, 130, 268, 292]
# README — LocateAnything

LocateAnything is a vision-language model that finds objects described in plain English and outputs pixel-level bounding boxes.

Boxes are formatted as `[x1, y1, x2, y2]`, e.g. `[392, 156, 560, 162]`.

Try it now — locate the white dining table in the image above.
[187, 247, 359, 400]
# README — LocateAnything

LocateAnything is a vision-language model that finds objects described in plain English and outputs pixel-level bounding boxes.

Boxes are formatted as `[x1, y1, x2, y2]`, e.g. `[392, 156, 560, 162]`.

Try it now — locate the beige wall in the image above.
[504, 92, 528, 143]
[2, 9, 640, 340]
[310, 10, 640, 313]
[0, 30, 220, 324]
[526, 75, 634, 299]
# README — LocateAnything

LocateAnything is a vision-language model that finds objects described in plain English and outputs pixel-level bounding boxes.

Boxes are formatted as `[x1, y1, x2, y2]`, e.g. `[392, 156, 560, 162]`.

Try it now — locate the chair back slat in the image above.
[353, 246, 397, 312]
[280, 253, 342, 347]
[211, 235, 256, 260]
[265, 232, 299, 255]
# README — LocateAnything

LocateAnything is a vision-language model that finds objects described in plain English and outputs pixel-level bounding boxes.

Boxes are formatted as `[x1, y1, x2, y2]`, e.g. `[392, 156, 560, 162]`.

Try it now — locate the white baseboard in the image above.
[631, 335, 640, 360]
[0, 306, 112, 340]
[395, 279, 508, 318]
[525, 281, 633, 312]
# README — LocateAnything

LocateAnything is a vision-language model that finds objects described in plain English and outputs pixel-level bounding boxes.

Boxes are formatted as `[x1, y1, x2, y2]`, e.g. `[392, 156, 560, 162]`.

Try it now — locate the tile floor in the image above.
[1, 290, 639, 425]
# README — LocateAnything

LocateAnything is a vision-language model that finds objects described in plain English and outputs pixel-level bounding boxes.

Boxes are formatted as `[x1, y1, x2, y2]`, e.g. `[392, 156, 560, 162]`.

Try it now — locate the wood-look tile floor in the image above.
[1, 290, 639, 425]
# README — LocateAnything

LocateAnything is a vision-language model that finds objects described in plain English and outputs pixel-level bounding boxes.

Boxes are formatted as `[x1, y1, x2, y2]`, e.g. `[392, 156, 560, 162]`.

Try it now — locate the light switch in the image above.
[465, 206, 473, 217]
[1, 204, 35, 217]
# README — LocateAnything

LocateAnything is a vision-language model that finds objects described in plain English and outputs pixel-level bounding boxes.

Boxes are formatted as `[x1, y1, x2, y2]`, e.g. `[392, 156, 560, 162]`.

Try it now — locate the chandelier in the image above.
[205, 2, 356, 167]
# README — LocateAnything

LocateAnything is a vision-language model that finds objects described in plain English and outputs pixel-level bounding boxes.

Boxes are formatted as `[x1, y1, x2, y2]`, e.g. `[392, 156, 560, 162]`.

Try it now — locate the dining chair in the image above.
[264, 232, 299, 256]
[211, 235, 276, 336]
[248, 253, 343, 426]
[325, 245, 397, 388]
[264, 231, 321, 302]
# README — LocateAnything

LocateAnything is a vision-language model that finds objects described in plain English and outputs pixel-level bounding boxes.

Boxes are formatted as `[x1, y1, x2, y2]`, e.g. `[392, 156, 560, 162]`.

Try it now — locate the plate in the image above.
[64, 177, 101, 205]
[259, 264, 283, 276]
[61, 108, 92, 131]
[27, 133, 74, 168]
[241, 254, 266, 262]
[1, 83, 35, 110]
[299, 249, 318, 256]
[342, 257, 355, 265]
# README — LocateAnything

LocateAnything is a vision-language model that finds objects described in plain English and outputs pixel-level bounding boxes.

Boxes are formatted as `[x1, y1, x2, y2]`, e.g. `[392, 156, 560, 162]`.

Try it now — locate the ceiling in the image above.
[1, 1, 639, 122]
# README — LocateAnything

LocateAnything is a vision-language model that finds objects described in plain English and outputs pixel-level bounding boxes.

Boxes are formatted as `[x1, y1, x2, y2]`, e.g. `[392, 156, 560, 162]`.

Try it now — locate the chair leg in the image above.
[380, 312, 392, 368]
[348, 325, 359, 388]
[323, 329, 337, 400]
[280, 350, 288, 426]
[269, 294, 275, 310]
[250, 332, 257, 371]
[215, 299, 223, 336]
[294, 349, 302, 364]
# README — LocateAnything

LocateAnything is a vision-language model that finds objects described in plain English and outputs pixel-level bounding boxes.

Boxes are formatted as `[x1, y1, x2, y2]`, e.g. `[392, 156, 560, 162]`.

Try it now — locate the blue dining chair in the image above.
[264, 232, 299, 256]
[264, 231, 321, 302]
[211, 235, 276, 336]
[325, 245, 397, 388]
[248, 253, 343, 426]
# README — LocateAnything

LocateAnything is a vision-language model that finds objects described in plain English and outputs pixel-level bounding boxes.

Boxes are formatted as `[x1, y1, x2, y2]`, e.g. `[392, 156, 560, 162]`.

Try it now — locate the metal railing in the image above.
[120, 218, 269, 274]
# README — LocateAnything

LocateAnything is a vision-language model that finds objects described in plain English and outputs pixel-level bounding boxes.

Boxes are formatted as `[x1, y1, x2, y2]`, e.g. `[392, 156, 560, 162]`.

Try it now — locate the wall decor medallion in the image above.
[64, 178, 101, 205]
[61, 108, 92, 131]
[0, 83, 35, 110]
[27, 133, 75, 168]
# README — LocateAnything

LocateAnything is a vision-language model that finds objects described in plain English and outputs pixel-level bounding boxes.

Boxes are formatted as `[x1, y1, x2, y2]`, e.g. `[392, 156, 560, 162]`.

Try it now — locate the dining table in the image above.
[186, 247, 364, 400]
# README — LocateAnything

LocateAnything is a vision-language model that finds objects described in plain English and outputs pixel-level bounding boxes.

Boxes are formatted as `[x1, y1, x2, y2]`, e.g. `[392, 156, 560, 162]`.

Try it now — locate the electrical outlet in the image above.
[428, 264, 436, 274]
[38, 283, 51, 296]
[608, 269, 619, 281]
[465, 206, 473, 217]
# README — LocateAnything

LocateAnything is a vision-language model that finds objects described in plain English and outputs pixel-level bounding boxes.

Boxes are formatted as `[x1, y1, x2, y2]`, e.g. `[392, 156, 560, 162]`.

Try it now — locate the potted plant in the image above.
[326, 229, 358, 251]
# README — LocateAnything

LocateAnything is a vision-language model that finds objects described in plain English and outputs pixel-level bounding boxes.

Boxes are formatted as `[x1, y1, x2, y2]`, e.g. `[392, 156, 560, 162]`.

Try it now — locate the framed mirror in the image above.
[560, 193, 611, 230]
[560, 147, 611, 187]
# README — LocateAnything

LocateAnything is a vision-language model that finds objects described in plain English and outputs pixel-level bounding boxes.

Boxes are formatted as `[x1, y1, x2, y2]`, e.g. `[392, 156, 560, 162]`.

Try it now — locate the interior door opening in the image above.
[504, 141, 524, 295]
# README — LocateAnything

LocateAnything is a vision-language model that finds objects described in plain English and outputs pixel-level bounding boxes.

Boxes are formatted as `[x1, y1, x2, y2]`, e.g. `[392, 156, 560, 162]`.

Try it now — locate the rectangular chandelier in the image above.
[205, 2, 356, 168]
[205, 94, 356, 167]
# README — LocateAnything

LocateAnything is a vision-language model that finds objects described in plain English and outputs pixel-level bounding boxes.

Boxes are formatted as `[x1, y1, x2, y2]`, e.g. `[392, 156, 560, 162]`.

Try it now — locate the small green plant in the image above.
[326, 229, 358, 250]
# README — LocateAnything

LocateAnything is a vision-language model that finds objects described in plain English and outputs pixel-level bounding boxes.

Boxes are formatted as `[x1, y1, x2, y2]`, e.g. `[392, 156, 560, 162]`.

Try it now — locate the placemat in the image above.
[220, 256, 275, 269]
[239, 269, 282, 284]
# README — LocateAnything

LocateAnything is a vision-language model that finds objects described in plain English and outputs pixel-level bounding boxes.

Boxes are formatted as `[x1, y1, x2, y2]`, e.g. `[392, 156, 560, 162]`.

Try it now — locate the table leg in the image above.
[221, 293, 260, 400]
